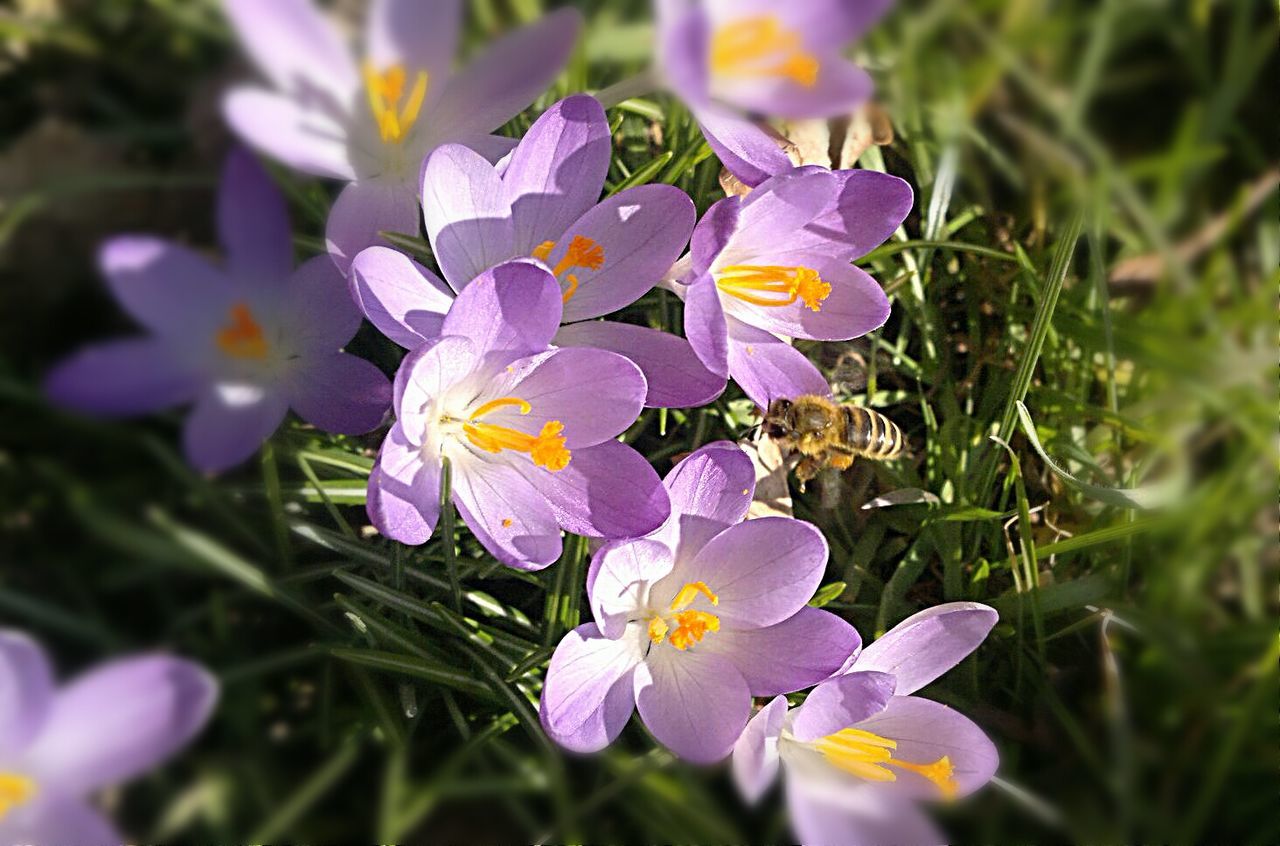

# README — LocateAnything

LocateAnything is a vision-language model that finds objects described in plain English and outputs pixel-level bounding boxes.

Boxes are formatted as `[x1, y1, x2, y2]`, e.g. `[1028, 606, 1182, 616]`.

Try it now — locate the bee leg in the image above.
[795, 455, 824, 492]
[828, 452, 855, 472]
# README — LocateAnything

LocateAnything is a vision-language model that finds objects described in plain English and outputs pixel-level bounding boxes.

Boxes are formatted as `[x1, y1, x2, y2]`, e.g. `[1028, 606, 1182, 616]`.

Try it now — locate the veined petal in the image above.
[325, 177, 422, 277]
[786, 778, 945, 846]
[350, 246, 455, 348]
[789, 671, 897, 742]
[688, 194, 741, 278]
[393, 335, 479, 437]
[451, 456, 562, 570]
[728, 169, 838, 256]
[182, 383, 289, 474]
[634, 646, 751, 763]
[0, 631, 53, 761]
[422, 143, 517, 290]
[439, 260, 561, 362]
[697, 109, 792, 189]
[223, 87, 356, 181]
[854, 602, 998, 696]
[218, 149, 293, 282]
[539, 623, 644, 749]
[726, 318, 832, 409]
[777, 169, 914, 264]
[588, 539, 676, 638]
[732, 694, 788, 804]
[699, 607, 860, 697]
[683, 273, 729, 378]
[367, 423, 440, 546]
[722, 258, 890, 343]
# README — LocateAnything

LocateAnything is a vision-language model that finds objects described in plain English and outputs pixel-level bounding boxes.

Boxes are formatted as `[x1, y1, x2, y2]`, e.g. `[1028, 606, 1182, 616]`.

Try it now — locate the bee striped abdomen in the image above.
[846, 406, 904, 460]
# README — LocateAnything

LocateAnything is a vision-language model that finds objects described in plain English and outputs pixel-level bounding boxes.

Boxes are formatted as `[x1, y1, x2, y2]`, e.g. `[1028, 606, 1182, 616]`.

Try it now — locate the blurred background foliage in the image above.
[1, 0, 1276, 842]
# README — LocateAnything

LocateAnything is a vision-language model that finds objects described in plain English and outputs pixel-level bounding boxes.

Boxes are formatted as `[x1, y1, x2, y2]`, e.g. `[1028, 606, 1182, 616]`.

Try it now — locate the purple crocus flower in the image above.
[350, 94, 723, 408]
[539, 441, 860, 763]
[220, 0, 580, 273]
[0, 630, 217, 845]
[368, 258, 670, 570]
[46, 151, 392, 474]
[656, 0, 892, 186]
[667, 165, 912, 408]
[733, 602, 1000, 846]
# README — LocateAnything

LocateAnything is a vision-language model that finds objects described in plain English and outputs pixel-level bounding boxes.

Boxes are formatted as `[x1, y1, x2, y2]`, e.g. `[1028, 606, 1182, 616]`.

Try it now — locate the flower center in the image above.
[0, 773, 36, 820]
[532, 236, 606, 303]
[715, 264, 831, 311]
[363, 62, 429, 144]
[647, 581, 721, 650]
[709, 16, 819, 87]
[216, 302, 269, 360]
[460, 396, 571, 471]
[812, 727, 958, 799]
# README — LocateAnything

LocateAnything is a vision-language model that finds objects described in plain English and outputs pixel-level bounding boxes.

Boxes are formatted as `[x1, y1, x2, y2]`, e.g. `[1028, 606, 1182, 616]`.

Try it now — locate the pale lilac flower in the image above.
[656, 0, 892, 186]
[220, 0, 580, 273]
[0, 630, 217, 845]
[539, 442, 859, 763]
[350, 94, 722, 408]
[667, 165, 911, 407]
[368, 259, 670, 570]
[733, 602, 999, 846]
[46, 151, 391, 474]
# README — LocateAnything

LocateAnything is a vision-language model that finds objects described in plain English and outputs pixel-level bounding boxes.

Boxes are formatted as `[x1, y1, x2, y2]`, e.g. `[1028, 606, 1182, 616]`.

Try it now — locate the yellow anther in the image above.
[532, 240, 556, 263]
[216, 302, 268, 360]
[363, 62, 429, 143]
[710, 16, 819, 87]
[670, 581, 719, 611]
[0, 774, 36, 820]
[667, 610, 720, 650]
[470, 397, 532, 419]
[648, 615, 670, 644]
[531, 236, 605, 303]
[462, 397, 571, 471]
[813, 728, 958, 799]
[716, 264, 831, 311]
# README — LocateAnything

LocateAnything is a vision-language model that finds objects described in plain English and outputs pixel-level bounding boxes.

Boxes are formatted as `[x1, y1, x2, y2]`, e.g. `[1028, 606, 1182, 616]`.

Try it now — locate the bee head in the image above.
[762, 398, 793, 437]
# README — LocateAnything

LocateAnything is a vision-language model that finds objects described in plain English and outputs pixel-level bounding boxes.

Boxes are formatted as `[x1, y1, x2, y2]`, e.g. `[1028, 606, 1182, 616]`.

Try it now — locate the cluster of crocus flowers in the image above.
[0, 630, 216, 844]
[220, 0, 580, 273]
[366, 260, 671, 570]
[46, 151, 391, 473]
[350, 94, 724, 408]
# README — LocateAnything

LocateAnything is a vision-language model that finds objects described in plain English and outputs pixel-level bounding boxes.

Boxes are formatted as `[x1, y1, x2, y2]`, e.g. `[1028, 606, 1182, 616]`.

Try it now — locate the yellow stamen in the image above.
[667, 610, 720, 650]
[710, 16, 819, 87]
[216, 302, 268, 360]
[648, 615, 670, 644]
[716, 264, 831, 311]
[363, 61, 430, 143]
[0, 774, 36, 820]
[647, 582, 722, 649]
[670, 580, 719, 611]
[461, 396, 571, 471]
[813, 728, 958, 799]
[531, 236, 606, 303]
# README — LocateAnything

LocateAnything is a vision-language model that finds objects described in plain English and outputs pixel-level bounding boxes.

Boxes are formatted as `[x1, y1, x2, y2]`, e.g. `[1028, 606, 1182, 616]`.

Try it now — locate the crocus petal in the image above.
[729, 169, 839, 251]
[223, 87, 356, 181]
[554, 321, 726, 409]
[350, 246, 455, 348]
[451, 457, 562, 570]
[731, 694, 787, 804]
[0, 631, 53, 760]
[477, 348, 644, 448]
[787, 779, 945, 846]
[539, 622, 644, 751]
[699, 607, 860, 697]
[779, 169, 913, 264]
[285, 353, 390, 435]
[725, 258, 890, 343]
[556, 185, 696, 322]
[588, 539, 676, 638]
[726, 318, 832, 408]
[789, 670, 897, 742]
[656, 1, 709, 109]
[854, 602, 999, 695]
[45, 338, 200, 417]
[283, 255, 364, 353]
[23, 655, 216, 795]
[697, 109, 792, 189]
[221, 0, 357, 103]
[678, 516, 827, 629]
[634, 646, 751, 763]
[394, 335, 479, 437]
[458, 133, 520, 165]
[688, 194, 741, 278]
[429, 8, 581, 139]
[0, 794, 122, 846]
[218, 149, 293, 281]
[439, 260, 561, 362]
[755, 0, 896, 51]
[325, 177, 422, 276]
[683, 274, 729, 378]
[520, 440, 669, 540]
[422, 144, 516, 290]
[182, 383, 289, 474]
[367, 423, 440, 546]
[853, 695, 1000, 799]
[723, 58, 872, 121]
[664, 439, 756, 523]
[365, 0, 460, 92]
[99, 236, 231, 337]
[504, 94, 611, 253]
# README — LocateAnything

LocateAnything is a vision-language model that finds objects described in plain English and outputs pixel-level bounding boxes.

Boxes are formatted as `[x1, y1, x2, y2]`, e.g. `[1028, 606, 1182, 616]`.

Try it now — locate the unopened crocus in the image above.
[539, 442, 860, 763]
[667, 165, 911, 408]
[0, 630, 217, 845]
[350, 94, 722, 408]
[368, 258, 670, 570]
[46, 151, 391, 473]
[220, 0, 580, 273]
[656, 0, 893, 186]
[733, 602, 999, 846]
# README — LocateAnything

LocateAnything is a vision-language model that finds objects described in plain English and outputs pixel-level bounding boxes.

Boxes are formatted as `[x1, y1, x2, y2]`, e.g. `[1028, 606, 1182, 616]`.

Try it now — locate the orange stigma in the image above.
[0, 774, 35, 820]
[716, 264, 831, 311]
[216, 302, 268, 360]
[710, 16, 819, 87]
[813, 727, 959, 799]
[462, 396, 571, 471]
[363, 62, 429, 143]
[647, 582, 721, 650]
[532, 235, 606, 303]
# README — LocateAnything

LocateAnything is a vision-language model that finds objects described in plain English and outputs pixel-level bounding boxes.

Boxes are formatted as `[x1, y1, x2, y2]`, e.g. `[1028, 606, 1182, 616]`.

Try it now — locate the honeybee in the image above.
[762, 395, 906, 491]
